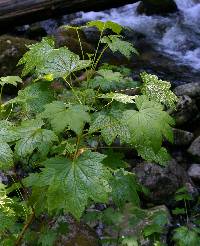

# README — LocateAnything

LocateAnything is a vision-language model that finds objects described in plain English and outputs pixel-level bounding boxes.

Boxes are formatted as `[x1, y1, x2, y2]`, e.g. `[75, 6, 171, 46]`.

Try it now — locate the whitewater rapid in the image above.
[61, 0, 200, 71]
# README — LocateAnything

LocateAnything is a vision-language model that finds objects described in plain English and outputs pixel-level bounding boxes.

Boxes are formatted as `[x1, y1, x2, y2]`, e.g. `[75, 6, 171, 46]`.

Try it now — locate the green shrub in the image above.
[0, 20, 178, 245]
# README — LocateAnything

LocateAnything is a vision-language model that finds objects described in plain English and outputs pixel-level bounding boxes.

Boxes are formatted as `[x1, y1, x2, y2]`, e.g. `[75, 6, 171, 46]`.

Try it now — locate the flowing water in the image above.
[56, 0, 200, 71]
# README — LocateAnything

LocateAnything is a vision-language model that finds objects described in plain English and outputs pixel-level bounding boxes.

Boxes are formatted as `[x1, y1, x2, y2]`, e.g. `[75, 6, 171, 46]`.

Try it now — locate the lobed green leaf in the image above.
[87, 20, 122, 34]
[122, 96, 175, 165]
[24, 151, 111, 219]
[0, 142, 13, 170]
[89, 109, 130, 145]
[41, 101, 91, 135]
[0, 76, 22, 87]
[101, 35, 139, 59]
[18, 37, 91, 79]
[14, 119, 58, 158]
[110, 169, 140, 208]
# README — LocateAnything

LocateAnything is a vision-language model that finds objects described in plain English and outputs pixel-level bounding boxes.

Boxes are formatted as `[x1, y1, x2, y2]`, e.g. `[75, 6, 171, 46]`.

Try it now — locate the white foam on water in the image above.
[68, 0, 200, 71]
[70, 2, 170, 37]
[175, 0, 196, 10]
[183, 48, 200, 69]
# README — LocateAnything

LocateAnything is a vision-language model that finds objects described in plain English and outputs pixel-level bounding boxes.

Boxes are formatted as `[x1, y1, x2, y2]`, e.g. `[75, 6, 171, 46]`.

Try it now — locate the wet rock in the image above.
[171, 150, 187, 169]
[83, 27, 100, 45]
[128, 44, 200, 86]
[0, 35, 35, 76]
[143, 205, 171, 245]
[137, 0, 177, 15]
[0, 171, 8, 184]
[188, 136, 200, 161]
[174, 83, 200, 98]
[54, 27, 95, 55]
[102, 204, 171, 246]
[173, 128, 194, 146]
[172, 95, 199, 126]
[188, 164, 200, 184]
[26, 23, 47, 40]
[81, 25, 200, 87]
[133, 159, 194, 204]
[55, 216, 101, 246]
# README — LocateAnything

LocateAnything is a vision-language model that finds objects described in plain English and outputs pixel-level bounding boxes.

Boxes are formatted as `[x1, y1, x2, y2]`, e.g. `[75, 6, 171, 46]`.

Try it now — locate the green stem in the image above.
[9, 175, 28, 220]
[92, 23, 106, 69]
[0, 86, 4, 108]
[184, 199, 189, 224]
[63, 77, 82, 104]
[76, 28, 84, 60]
[101, 99, 114, 109]
[14, 172, 36, 245]
[116, 228, 122, 246]
[94, 45, 108, 70]
[6, 103, 14, 121]
[72, 71, 79, 81]
[76, 27, 93, 89]
[86, 69, 94, 89]
[73, 134, 82, 160]
[86, 44, 108, 88]
[15, 210, 35, 246]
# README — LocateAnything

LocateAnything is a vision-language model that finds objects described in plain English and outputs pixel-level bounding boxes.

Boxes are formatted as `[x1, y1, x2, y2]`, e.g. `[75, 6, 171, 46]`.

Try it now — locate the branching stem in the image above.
[63, 77, 82, 104]
[15, 209, 35, 246]
[94, 45, 109, 70]
[73, 134, 82, 160]
[92, 23, 106, 69]
[76, 28, 84, 60]
[0, 85, 4, 106]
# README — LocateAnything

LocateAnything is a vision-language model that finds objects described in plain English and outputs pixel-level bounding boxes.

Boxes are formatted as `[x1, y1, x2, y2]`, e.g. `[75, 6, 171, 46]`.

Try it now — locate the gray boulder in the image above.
[188, 136, 200, 161]
[137, 0, 177, 15]
[0, 171, 8, 184]
[26, 23, 47, 40]
[174, 83, 200, 98]
[54, 215, 101, 246]
[173, 128, 194, 146]
[133, 159, 195, 203]
[172, 95, 199, 125]
[188, 164, 200, 183]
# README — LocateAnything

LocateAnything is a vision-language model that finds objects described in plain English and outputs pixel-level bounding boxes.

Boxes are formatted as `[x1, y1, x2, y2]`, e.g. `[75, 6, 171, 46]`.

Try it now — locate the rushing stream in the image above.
[59, 0, 200, 71]
[16, 0, 200, 83]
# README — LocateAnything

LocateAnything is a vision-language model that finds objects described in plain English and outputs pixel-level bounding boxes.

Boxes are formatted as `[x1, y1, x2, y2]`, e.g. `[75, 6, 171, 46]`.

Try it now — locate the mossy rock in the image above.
[0, 35, 35, 76]
[55, 216, 101, 246]
[0, 35, 35, 94]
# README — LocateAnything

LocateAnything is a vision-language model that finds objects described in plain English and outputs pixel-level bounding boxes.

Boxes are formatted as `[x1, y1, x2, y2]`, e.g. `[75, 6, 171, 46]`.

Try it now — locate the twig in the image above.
[15, 209, 35, 246]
